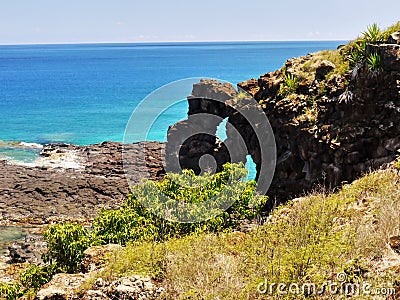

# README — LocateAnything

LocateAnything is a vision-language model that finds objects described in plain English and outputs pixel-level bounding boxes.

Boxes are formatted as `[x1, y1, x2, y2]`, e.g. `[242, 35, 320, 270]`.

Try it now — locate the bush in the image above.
[19, 264, 58, 292]
[42, 223, 92, 273]
[92, 163, 268, 246]
[101, 166, 400, 299]
[0, 283, 20, 300]
[92, 208, 159, 245]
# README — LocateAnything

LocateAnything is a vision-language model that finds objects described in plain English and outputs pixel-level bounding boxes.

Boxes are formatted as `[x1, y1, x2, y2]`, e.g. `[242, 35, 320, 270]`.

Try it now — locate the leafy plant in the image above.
[347, 40, 366, 67]
[42, 223, 92, 273]
[279, 72, 300, 96]
[362, 23, 384, 44]
[366, 52, 383, 73]
[19, 264, 58, 292]
[99, 166, 400, 299]
[92, 208, 159, 245]
[0, 283, 20, 300]
[93, 163, 268, 246]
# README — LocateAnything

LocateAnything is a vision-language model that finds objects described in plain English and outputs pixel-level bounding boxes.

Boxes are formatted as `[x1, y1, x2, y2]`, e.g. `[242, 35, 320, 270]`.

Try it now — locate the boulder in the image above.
[35, 274, 164, 300]
[387, 31, 400, 45]
[34, 273, 87, 300]
[389, 236, 400, 254]
[80, 244, 122, 273]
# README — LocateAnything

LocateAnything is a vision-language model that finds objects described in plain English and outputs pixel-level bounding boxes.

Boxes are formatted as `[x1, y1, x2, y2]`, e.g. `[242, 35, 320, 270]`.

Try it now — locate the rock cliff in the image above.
[166, 38, 400, 204]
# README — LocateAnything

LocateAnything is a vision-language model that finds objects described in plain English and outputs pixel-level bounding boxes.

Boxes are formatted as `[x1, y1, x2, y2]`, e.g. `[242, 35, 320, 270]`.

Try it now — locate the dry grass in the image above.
[88, 161, 400, 299]
[381, 21, 400, 41]
[293, 50, 350, 84]
[294, 105, 319, 125]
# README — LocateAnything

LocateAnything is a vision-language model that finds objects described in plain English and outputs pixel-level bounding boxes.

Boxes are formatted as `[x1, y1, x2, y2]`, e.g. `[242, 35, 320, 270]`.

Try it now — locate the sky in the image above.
[0, 0, 399, 44]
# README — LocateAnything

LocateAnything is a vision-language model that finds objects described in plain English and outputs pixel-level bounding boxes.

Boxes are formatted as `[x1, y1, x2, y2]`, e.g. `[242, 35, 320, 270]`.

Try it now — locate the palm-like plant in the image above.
[362, 23, 384, 44]
[347, 40, 366, 66]
[279, 72, 300, 96]
[366, 53, 383, 73]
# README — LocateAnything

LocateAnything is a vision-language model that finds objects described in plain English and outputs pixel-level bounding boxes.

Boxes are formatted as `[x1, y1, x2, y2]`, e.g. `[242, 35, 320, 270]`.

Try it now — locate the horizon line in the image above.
[0, 38, 350, 46]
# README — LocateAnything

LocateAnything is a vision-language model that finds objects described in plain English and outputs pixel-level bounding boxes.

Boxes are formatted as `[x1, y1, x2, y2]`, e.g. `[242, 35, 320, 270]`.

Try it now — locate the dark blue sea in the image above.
[0, 41, 345, 163]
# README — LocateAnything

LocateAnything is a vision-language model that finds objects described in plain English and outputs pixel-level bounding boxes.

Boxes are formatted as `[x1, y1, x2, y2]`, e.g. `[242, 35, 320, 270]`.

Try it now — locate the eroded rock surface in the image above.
[0, 142, 165, 224]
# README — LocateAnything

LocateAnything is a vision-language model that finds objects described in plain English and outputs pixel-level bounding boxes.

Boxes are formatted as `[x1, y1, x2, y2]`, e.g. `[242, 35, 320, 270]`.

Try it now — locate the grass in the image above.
[294, 105, 319, 125]
[87, 161, 400, 299]
[298, 50, 350, 83]
[381, 21, 400, 41]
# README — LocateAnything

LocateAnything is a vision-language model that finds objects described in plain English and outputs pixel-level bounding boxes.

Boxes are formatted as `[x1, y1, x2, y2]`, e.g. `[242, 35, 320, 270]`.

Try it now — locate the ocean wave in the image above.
[0, 140, 43, 149]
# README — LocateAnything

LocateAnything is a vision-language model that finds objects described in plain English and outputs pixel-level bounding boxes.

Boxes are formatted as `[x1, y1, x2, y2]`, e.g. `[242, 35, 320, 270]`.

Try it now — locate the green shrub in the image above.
[346, 40, 366, 67]
[279, 73, 300, 96]
[92, 163, 268, 246]
[19, 264, 58, 292]
[42, 223, 92, 273]
[362, 23, 384, 44]
[0, 283, 20, 300]
[92, 208, 159, 245]
[99, 166, 400, 299]
[0, 264, 58, 300]
[366, 52, 383, 73]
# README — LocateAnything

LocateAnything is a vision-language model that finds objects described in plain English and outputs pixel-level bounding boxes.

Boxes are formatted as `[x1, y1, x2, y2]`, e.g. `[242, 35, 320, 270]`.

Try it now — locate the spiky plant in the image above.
[366, 53, 383, 74]
[362, 23, 384, 44]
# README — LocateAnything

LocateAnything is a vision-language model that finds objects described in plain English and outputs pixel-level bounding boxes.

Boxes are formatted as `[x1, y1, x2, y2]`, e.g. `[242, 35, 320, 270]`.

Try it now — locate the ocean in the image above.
[0, 41, 345, 163]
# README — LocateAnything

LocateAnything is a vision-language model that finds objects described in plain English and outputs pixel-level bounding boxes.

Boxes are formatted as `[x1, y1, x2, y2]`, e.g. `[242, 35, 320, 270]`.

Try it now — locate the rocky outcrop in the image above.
[315, 60, 336, 80]
[366, 43, 400, 72]
[0, 142, 165, 224]
[80, 244, 122, 273]
[242, 48, 400, 201]
[165, 44, 400, 204]
[35, 273, 87, 300]
[388, 31, 400, 45]
[34, 273, 163, 299]
[82, 276, 164, 300]
[34, 243, 164, 300]
[389, 236, 400, 254]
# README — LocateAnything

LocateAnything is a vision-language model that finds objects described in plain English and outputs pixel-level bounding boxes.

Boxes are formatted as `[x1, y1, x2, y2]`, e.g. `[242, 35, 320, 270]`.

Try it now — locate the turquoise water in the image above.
[0, 41, 345, 162]
[0, 226, 28, 256]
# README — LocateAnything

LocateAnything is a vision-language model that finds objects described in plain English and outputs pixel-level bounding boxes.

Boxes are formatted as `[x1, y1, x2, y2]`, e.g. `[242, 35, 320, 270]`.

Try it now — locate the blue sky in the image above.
[1, 0, 399, 44]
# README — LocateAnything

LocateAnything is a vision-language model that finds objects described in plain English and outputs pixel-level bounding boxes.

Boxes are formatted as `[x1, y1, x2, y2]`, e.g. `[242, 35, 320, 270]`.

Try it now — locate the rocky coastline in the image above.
[0, 141, 165, 226]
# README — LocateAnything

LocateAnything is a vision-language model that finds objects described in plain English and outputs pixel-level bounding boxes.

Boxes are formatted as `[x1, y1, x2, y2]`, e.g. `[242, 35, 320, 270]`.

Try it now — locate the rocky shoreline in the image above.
[0, 141, 165, 226]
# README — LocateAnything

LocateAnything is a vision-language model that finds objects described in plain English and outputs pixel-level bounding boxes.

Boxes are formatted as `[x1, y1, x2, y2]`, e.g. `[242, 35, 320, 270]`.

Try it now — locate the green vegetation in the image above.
[1, 163, 267, 299]
[0, 284, 20, 300]
[95, 164, 400, 299]
[0, 264, 58, 300]
[343, 22, 398, 69]
[366, 52, 383, 73]
[279, 72, 300, 96]
[347, 40, 367, 67]
[301, 50, 350, 80]
[93, 163, 267, 246]
[43, 223, 92, 273]
[362, 23, 384, 44]
[381, 21, 400, 41]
